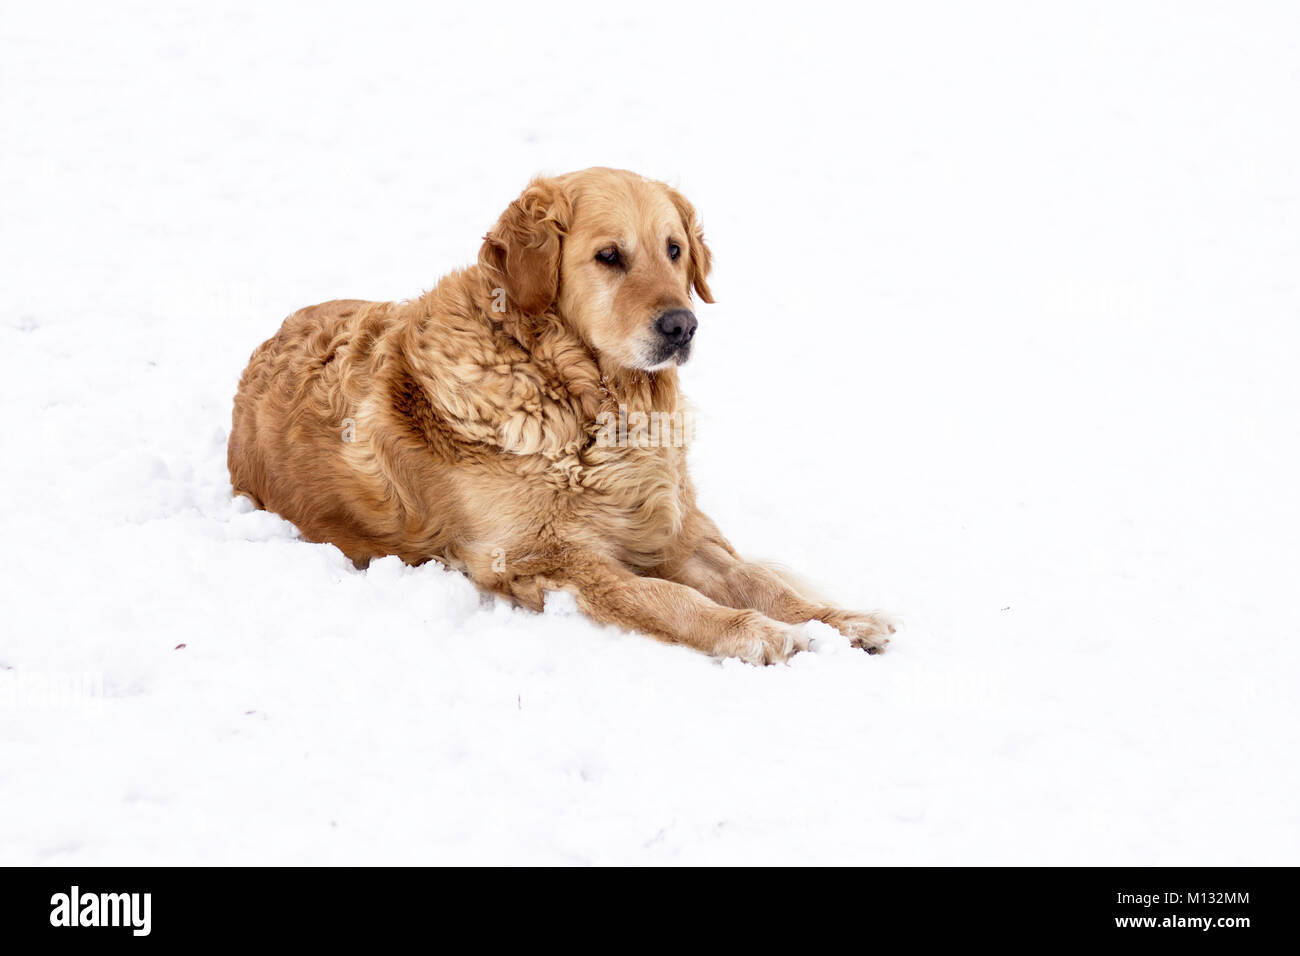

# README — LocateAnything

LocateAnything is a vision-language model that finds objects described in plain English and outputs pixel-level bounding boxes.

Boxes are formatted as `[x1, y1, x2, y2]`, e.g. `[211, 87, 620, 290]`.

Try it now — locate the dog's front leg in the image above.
[544, 556, 810, 665]
[664, 532, 895, 654]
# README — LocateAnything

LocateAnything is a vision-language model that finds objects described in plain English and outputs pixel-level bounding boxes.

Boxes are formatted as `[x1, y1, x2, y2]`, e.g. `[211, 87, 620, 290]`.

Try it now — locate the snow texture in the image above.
[2, 1, 1298, 864]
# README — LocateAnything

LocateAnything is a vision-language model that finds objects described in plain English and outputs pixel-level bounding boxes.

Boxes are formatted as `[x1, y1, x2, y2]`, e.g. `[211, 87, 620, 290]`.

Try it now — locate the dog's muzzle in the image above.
[649, 309, 697, 366]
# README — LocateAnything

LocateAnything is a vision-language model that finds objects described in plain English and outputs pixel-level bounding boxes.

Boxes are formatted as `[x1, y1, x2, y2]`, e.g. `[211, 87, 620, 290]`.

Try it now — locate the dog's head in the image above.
[479, 167, 714, 371]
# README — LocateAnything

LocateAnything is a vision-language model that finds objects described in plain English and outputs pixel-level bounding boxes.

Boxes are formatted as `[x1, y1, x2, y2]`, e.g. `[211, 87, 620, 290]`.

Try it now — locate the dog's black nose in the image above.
[655, 309, 698, 347]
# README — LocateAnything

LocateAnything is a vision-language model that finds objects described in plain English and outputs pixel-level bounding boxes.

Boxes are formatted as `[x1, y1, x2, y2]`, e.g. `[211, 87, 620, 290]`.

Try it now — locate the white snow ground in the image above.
[2, 1, 1298, 865]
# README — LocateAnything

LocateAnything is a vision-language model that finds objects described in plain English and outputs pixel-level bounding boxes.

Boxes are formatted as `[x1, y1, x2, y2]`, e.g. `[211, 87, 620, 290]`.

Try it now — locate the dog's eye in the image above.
[667, 242, 681, 261]
[595, 247, 621, 266]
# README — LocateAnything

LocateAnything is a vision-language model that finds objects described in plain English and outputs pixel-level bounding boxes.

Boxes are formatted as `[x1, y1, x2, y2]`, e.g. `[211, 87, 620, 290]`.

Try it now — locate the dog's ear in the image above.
[667, 186, 715, 304]
[479, 177, 571, 320]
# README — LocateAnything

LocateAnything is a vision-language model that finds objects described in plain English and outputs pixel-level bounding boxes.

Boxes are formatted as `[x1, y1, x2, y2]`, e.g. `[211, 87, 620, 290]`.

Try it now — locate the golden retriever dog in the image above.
[228, 167, 894, 663]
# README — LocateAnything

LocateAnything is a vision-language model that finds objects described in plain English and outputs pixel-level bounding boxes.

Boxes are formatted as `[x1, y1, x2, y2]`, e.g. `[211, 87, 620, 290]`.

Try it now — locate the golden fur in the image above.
[228, 168, 893, 663]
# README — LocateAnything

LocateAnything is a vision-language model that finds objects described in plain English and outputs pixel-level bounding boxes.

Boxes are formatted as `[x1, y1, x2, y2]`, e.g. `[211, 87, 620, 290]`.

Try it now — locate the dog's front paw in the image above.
[720, 613, 810, 665]
[822, 610, 896, 654]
